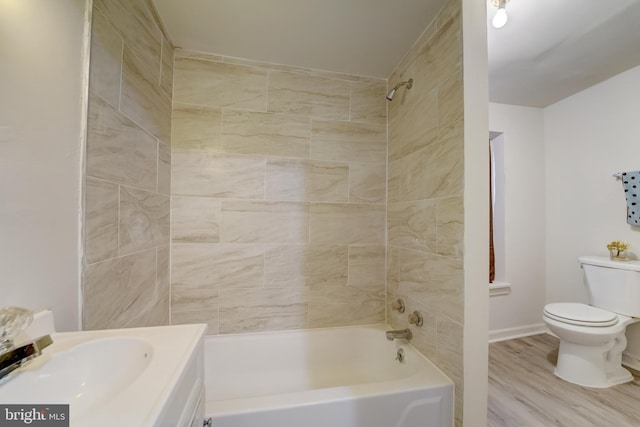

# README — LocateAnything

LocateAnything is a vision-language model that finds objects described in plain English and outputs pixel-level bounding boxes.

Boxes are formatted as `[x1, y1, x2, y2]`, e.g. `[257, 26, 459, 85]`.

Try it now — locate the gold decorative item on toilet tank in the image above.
[606, 240, 630, 261]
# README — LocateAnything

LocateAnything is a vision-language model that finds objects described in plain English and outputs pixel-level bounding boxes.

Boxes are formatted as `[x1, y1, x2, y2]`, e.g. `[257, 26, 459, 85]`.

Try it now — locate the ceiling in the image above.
[487, 0, 640, 107]
[153, 0, 640, 108]
[152, 0, 447, 79]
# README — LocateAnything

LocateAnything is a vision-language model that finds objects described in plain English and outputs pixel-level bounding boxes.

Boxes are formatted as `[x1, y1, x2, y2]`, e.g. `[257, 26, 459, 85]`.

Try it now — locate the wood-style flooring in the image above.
[488, 333, 640, 427]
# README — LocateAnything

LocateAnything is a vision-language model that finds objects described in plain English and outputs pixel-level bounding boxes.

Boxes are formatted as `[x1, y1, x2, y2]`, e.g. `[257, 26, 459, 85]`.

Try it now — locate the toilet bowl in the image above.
[543, 303, 638, 387]
[542, 256, 640, 388]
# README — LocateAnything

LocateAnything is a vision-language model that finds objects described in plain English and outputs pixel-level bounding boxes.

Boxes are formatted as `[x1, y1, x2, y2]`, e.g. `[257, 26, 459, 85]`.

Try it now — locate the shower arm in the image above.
[386, 78, 414, 101]
[392, 78, 413, 92]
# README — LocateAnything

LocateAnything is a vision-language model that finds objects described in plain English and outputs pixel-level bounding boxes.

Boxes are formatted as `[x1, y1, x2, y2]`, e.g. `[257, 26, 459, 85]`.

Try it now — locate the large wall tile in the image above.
[171, 151, 265, 198]
[86, 93, 158, 191]
[264, 245, 348, 287]
[158, 141, 171, 195]
[219, 288, 308, 333]
[121, 46, 171, 141]
[172, 103, 222, 152]
[172, 283, 220, 309]
[268, 71, 349, 119]
[437, 197, 464, 258]
[436, 0, 461, 30]
[416, 12, 462, 93]
[388, 85, 438, 162]
[438, 71, 463, 136]
[171, 196, 221, 243]
[265, 159, 348, 202]
[348, 244, 385, 289]
[160, 37, 174, 98]
[397, 135, 463, 201]
[171, 244, 265, 290]
[309, 203, 385, 244]
[171, 288, 219, 334]
[386, 247, 400, 294]
[144, 246, 170, 326]
[85, 178, 119, 264]
[396, 248, 464, 325]
[308, 286, 384, 328]
[436, 316, 463, 426]
[387, 159, 400, 204]
[387, 200, 437, 252]
[440, 117, 464, 144]
[118, 187, 169, 255]
[220, 201, 309, 243]
[222, 110, 310, 158]
[350, 81, 387, 124]
[83, 249, 157, 330]
[174, 58, 268, 110]
[349, 163, 386, 204]
[310, 120, 386, 163]
[89, 11, 122, 108]
[171, 270, 218, 335]
[157, 247, 170, 293]
[94, 0, 162, 82]
[156, 246, 170, 296]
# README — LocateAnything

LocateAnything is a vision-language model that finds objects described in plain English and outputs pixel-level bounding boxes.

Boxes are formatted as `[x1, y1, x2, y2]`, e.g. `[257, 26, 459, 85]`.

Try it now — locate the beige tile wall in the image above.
[83, 0, 173, 329]
[385, 0, 465, 424]
[170, 51, 388, 334]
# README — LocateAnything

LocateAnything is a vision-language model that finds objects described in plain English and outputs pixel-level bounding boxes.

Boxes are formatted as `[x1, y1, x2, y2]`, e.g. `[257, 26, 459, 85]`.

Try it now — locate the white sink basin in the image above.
[0, 324, 206, 426]
[0, 337, 152, 419]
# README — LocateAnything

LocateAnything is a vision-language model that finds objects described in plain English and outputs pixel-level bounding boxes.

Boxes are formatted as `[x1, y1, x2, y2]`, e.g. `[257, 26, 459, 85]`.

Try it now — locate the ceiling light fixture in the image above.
[491, 0, 510, 29]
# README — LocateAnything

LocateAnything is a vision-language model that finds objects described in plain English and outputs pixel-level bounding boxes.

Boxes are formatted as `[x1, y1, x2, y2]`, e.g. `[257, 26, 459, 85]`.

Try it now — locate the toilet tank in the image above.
[579, 256, 640, 317]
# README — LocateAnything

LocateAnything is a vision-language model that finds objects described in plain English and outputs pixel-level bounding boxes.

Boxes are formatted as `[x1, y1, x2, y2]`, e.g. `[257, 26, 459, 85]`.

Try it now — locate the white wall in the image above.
[545, 65, 640, 305]
[488, 103, 546, 338]
[0, 0, 89, 331]
[462, 0, 489, 423]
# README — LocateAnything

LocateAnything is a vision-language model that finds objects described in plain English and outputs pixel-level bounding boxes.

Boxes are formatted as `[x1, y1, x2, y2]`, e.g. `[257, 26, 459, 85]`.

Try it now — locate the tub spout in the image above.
[386, 329, 412, 341]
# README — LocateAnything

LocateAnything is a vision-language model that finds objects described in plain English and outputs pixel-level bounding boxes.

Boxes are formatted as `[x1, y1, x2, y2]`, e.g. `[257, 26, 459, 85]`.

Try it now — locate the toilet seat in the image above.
[544, 303, 619, 327]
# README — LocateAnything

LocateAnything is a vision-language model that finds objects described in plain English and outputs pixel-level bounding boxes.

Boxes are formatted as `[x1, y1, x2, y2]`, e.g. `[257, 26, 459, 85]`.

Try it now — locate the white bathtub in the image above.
[203, 325, 454, 427]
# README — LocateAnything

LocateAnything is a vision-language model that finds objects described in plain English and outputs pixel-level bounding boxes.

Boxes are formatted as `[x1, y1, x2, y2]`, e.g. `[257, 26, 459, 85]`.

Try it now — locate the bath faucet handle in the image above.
[0, 307, 33, 353]
[391, 299, 405, 313]
[408, 311, 423, 327]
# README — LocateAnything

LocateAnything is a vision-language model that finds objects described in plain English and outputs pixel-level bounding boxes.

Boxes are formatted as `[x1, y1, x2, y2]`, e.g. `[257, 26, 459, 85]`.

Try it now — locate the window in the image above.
[489, 132, 510, 295]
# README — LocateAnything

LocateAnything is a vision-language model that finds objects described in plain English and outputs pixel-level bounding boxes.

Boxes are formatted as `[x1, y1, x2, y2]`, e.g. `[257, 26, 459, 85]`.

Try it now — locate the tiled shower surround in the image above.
[170, 51, 388, 334]
[83, 0, 173, 329]
[82, 0, 466, 422]
[386, 1, 465, 423]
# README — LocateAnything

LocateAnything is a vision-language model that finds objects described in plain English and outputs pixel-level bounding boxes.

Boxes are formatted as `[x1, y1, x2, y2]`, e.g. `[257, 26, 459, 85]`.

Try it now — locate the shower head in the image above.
[385, 88, 397, 101]
[386, 78, 413, 101]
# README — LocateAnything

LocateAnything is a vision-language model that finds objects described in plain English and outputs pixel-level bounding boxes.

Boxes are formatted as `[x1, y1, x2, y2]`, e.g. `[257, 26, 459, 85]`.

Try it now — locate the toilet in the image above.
[543, 256, 640, 388]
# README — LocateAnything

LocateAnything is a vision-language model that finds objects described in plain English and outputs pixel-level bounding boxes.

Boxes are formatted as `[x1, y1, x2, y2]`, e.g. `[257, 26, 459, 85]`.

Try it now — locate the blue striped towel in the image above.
[621, 171, 640, 226]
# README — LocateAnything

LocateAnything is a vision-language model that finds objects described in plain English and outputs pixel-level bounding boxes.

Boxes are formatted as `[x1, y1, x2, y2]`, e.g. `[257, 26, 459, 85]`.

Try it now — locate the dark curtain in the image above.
[489, 142, 495, 283]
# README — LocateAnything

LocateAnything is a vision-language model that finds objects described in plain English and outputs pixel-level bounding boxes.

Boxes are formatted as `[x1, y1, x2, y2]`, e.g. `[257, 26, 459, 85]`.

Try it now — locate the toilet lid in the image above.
[544, 303, 619, 327]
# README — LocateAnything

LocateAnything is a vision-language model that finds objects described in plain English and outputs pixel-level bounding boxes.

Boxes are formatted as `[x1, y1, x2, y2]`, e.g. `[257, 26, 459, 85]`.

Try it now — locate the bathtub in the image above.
[203, 325, 454, 427]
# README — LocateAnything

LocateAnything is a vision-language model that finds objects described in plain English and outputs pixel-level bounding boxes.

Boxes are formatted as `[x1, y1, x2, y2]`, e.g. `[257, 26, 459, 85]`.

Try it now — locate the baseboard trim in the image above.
[622, 353, 640, 372]
[489, 323, 547, 343]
